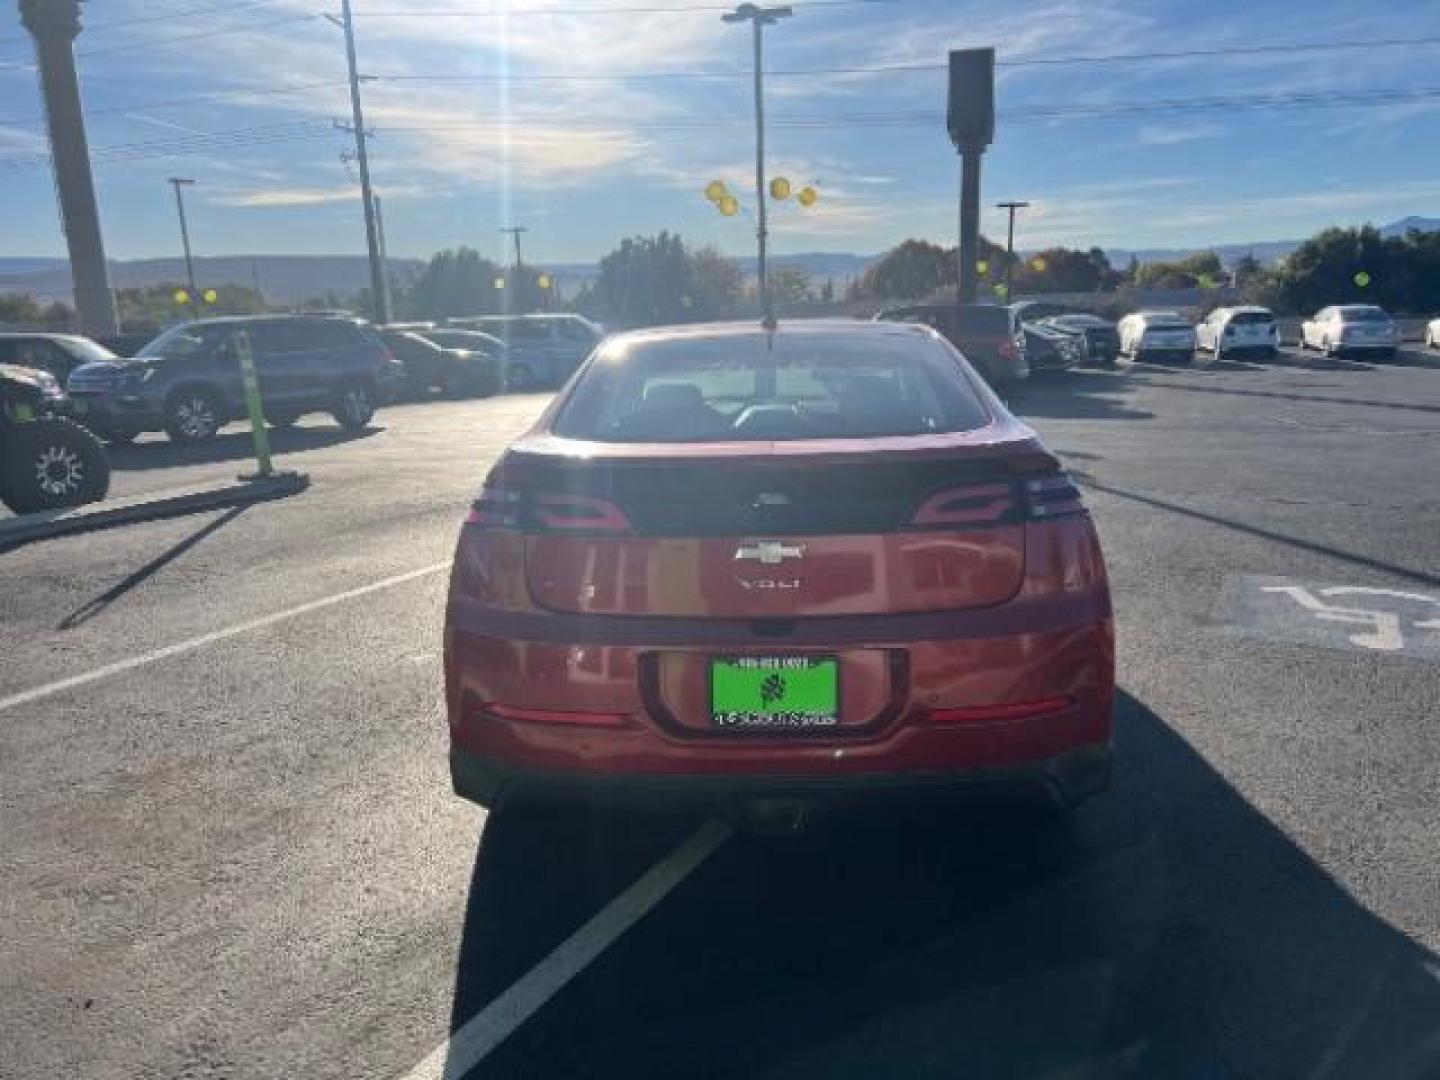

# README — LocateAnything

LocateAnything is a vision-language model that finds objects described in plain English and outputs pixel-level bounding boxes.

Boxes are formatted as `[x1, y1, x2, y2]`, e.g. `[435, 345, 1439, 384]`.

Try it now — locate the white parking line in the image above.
[399, 819, 733, 1080]
[0, 563, 449, 714]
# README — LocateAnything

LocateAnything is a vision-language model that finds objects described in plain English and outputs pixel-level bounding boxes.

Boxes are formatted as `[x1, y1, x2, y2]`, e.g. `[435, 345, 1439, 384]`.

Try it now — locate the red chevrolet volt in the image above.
[444, 320, 1114, 818]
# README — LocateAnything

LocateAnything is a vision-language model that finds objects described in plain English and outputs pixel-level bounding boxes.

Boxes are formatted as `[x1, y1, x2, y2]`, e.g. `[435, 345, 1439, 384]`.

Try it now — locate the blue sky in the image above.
[2, 0, 1439, 265]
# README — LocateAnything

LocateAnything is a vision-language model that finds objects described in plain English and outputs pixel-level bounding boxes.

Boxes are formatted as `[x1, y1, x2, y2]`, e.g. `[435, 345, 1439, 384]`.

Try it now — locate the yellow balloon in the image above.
[493, 276, 506, 289]
[797, 186, 818, 207]
[770, 177, 791, 200]
[202, 288, 218, 304]
[719, 195, 740, 217]
[537, 273, 552, 289]
[173, 288, 190, 305]
[976, 260, 989, 276]
[704, 180, 727, 203]
[1031, 256, 1048, 272]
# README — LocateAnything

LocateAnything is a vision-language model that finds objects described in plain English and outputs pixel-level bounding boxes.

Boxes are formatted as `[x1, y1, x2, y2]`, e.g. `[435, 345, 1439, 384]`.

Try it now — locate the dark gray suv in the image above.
[65, 315, 403, 443]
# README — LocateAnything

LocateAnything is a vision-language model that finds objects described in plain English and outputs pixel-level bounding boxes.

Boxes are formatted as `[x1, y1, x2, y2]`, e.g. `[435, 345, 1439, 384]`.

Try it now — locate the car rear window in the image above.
[1230, 311, 1275, 325]
[1339, 306, 1389, 322]
[553, 332, 992, 443]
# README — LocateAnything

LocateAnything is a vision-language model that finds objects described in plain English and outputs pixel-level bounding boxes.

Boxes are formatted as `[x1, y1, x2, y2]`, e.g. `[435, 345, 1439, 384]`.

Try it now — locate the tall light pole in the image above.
[168, 177, 198, 312]
[20, 0, 118, 336]
[996, 200, 1029, 297]
[328, 0, 388, 324]
[500, 225, 527, 311]
[723, 3, 791, 324]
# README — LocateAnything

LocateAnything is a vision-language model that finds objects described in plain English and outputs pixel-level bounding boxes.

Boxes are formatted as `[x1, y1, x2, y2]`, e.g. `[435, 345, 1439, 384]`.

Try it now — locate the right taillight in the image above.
[1022, 473, 1086, 519]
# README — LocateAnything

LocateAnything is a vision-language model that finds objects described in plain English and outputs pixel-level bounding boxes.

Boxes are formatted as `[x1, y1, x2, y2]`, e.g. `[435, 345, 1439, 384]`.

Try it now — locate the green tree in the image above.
[115, 283, 265, 331]
[0, 293, 43, 326]
[402, 247, 506, 319]
[856, 240, 954, 301]
[1134, 250, 1223, 290]
[590, 232, 698, 327]
[687, 246, 744, 319]
[1011, 247, 1117, 294]
[769, 266, 812, 303]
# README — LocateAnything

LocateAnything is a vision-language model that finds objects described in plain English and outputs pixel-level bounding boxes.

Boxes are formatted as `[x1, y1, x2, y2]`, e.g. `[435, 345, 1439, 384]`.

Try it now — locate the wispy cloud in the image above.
[1134, 122, 1224, 146]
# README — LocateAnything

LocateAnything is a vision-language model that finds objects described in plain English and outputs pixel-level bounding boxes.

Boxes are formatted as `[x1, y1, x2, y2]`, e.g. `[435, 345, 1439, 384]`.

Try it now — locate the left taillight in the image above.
[464, 486, 632, 534]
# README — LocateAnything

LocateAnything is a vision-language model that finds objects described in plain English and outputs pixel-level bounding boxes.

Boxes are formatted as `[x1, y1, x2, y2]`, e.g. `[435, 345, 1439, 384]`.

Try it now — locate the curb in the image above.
[0, 471, 309, 552]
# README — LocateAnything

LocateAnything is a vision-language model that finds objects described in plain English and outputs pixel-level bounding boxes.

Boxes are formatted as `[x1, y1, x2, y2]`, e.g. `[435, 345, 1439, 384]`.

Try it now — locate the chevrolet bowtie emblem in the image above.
[734, 541, 806, 565]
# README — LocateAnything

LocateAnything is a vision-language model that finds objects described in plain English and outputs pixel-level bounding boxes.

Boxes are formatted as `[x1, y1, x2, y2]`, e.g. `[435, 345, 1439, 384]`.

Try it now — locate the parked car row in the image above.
[875, 298, 1435, 384]
[0, 312, 606, 448]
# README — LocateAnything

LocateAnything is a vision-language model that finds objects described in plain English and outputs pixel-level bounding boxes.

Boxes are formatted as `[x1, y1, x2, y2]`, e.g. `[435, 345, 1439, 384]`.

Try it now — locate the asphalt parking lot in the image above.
[2, 346, 1438, 1079]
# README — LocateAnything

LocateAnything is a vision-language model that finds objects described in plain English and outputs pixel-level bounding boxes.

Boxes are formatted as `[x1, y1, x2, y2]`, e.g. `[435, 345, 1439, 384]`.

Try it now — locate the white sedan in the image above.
[1117, 311, 1196, 363]
[1300, 305, 1399, 357]
[1426, 317, 1440, 349]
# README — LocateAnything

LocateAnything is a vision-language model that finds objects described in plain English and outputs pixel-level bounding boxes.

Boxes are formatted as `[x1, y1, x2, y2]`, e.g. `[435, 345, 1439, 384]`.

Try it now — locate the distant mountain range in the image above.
[3, 219, 1434, 304]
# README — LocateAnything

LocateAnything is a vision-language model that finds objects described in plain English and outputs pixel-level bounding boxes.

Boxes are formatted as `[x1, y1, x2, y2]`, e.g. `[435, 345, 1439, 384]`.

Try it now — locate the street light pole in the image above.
[723, 3, 791, 324]
[996, 200, 1029, 297]
[500, 225, 527, 311]
[168, 177, 198, 313]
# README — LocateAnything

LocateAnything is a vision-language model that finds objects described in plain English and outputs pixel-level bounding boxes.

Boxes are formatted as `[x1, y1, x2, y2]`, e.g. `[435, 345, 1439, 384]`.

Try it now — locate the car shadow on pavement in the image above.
[444, 691, 1440, 1080]
[106, 425, 382, 472]
[1011, 371, 1154, 422]
[1077, 474, 1440, 588]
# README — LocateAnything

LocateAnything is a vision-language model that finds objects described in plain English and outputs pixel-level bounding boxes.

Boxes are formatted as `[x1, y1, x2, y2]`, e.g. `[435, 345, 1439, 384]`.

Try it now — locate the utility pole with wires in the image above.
[723, 2, 792, 325]
[995, 200, 1029, 297]
[326, 0, 389, 324]
[167, 176, 199, 315]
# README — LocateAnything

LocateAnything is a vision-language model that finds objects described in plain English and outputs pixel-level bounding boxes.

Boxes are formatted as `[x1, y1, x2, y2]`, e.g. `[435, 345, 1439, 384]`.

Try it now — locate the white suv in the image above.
[1117, 311, 1197, 364]
[1300, 305, 1398, 358]
[1196, 306, 1280, 359]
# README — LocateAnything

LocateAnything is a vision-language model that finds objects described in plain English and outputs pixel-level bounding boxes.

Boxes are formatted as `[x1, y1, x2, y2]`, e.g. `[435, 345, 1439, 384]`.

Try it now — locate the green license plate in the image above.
[710, 656, 839, 731]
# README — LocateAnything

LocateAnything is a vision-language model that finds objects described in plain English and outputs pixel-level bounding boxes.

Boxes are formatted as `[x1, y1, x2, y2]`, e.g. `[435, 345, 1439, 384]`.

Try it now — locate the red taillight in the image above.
[910, 482, 1016, 527]
[464, 487, 631, 534]
[927, 696, 1074, 724]
[998, 338, 1019, 360]
[532, 493, 631, 533]
[1023, 473, 1085, 518]
[482, 703, 631, 727]
[466, 487, 523, 527]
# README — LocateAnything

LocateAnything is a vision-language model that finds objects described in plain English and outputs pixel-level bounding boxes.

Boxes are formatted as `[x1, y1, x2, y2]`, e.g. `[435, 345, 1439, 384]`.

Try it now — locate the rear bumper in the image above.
[445, 603, 1115, 810]
[451, 741, 1112, 810]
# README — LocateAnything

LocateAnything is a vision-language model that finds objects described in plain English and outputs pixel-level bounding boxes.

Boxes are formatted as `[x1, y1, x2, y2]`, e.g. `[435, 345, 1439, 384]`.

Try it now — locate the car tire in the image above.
[0, 416, 111, 514]
[267, 412, 301, 429]
[163, 387, 222, 443]
[332, 382, 375, 431]
[506, 363, 533, 392]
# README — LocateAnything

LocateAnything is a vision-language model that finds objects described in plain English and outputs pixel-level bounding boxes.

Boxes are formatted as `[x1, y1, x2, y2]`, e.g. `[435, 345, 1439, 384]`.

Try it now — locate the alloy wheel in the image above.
[34, 443, 84, 498]
[176, 396, 217, 438]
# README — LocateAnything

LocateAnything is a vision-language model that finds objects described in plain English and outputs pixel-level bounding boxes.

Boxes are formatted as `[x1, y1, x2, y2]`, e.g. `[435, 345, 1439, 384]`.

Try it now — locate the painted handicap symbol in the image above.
[1260, 585, 1440, 652]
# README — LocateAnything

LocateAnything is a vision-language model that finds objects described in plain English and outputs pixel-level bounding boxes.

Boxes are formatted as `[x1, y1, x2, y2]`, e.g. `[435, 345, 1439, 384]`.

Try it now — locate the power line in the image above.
[6, 83, 1438, 174]
[76, 12, 325, 58]
[0, 79, 352, 129]
[0, 0, 285, 46]
[371, 34, 1440, 82]
[355, 0, 891, 13]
